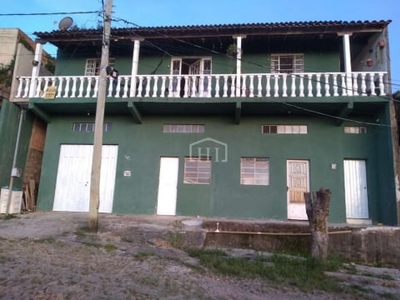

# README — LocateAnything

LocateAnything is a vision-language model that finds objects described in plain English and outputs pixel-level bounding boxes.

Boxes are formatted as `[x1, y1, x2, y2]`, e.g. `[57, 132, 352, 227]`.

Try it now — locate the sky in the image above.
[1, 0, 399, 92]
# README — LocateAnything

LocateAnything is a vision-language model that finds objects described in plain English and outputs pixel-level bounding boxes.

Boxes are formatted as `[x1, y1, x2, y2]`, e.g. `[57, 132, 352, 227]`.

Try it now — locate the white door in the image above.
[344, 160, 369, 219]
[287, 160, 309, 220]
[53, 144, 118, 213]
[189, 59, 201, 96]
[170, 58, 212, 97]
[157, 157, 179, 215]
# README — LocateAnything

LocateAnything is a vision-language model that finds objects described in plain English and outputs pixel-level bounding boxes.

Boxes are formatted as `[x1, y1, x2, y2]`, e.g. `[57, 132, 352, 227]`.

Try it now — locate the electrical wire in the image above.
[12, 15, 400, 133]
[108, 17, 400, 97]
[0, 11, 100, 16]
[4, 13, 395, 128]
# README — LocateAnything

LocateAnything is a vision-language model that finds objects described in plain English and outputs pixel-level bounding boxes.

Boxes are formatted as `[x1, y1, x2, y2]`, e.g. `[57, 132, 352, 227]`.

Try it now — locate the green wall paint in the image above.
[54, 51, 340, 77]
[37, 112, 397, 224]
[375, 105, 397, 225]
[0, 100, 33, 189]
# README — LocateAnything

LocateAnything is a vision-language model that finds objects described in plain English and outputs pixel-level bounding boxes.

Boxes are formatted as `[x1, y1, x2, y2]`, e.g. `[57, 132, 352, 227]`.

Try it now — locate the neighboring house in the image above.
[18, 20, 398, 225]
[0, 28, 52, 203]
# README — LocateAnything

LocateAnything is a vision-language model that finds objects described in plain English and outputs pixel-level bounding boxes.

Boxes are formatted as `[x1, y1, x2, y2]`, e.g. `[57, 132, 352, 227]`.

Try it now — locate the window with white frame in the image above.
[344, 126, 367, 134]
[163, 124, 205, 133]
[184, 157, 212, 184]
[240, 157, 270, 185]
[270, 54, 304, 73]
[170, 57, 212, 93]
[84, 58, 115, 76]
[262, 125, 308, 134]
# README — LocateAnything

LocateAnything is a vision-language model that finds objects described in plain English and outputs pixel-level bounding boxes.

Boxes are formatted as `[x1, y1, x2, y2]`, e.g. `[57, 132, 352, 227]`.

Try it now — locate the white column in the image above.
[342, 33, 353, 95]
[29, 43, 43, 98]
[130, 39, 142, 97]
[343, 33, 352, 73]
[234, 35, 246, 97]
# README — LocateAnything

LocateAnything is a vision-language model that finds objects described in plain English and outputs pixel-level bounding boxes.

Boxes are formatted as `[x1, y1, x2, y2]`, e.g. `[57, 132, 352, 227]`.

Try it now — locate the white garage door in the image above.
[53, 144, 118, 213]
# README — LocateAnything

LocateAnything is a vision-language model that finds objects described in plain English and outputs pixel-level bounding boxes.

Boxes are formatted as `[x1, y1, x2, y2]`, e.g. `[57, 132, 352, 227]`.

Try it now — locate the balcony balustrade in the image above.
[15, 71, 388, 100]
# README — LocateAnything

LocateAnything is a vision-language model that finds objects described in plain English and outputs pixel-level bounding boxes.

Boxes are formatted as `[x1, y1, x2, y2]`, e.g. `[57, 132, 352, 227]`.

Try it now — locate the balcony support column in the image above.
[127, 101, 142, 124]
[130, 39, 143, 97]
[234, 101, 241, 125]
[233, 35, 246, 97]
[340, 32, 353, 96]
[334, 101, 353, 126]
[29, 43, 43, 98]
[28, 102, 51, 124]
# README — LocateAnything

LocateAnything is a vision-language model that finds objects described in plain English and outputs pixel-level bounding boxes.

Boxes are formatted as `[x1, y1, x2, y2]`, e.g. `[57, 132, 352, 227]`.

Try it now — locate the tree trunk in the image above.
[304, 187, 331, 261]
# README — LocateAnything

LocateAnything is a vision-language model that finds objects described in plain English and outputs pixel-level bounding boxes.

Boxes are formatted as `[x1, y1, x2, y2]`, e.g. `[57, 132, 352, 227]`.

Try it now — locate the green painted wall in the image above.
[375, 105, 397, 225]
[37, 110, 396, 224]
[0, 100, 34, 190]
[54, 51, 340, 77]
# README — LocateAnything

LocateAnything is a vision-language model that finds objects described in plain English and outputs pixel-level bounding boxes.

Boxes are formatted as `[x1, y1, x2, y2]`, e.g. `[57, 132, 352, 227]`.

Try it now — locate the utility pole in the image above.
[88, 0, 113, 232]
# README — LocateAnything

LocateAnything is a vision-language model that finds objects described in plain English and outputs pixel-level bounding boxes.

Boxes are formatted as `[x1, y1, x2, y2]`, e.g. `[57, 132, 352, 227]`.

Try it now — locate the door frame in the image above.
[344, 159, 371, 224]
[156, 157, 180, 215]
[53, 144, 118, 213]
[286, 159, 310, 220]
[170, 57, 212, 97]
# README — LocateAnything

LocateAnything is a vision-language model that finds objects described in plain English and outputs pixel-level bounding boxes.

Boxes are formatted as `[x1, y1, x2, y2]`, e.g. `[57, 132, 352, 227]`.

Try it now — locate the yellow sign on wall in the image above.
[44, 86, 57, 99]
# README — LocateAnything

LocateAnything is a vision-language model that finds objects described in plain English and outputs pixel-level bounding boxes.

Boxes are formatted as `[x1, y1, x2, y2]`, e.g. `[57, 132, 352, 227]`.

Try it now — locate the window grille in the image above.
[344, 126, 367, 134]
[240, 157, 269, 185]
[270, 54, 304, 73]
[72, 122, 112, 132]
[262, 125, 307, 134]
[184, 157, 212, 184]
[163, 124, 205, 133]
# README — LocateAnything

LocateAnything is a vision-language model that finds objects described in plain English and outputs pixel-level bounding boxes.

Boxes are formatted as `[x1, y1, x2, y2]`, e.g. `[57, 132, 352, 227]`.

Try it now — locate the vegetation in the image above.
[18, 38, 34, 52]
[44, 54, 56, 74]
[103, 243, 117, 252]
[134, 251, 157, 261]
[0, 58, 15, 88]
[187, 249, 348, 293]
[32, 237, 56, 244]
[167, 230, 185, 248]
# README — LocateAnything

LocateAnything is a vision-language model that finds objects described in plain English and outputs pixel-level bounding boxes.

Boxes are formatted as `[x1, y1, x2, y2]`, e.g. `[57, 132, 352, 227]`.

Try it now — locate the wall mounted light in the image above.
[378, 40, 385, 48]
[106, 65, 119, 79]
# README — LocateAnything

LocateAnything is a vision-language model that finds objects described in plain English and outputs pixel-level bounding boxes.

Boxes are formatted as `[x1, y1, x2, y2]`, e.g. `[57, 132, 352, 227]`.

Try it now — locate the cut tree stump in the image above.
[304, 187, 331, 261]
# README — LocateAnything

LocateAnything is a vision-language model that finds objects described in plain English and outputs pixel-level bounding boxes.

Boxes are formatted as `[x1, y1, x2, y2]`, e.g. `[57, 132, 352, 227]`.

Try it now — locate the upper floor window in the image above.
[271, 54, 304, 73]
[170, 57, 212, 95]
[84, 58, 115, 76]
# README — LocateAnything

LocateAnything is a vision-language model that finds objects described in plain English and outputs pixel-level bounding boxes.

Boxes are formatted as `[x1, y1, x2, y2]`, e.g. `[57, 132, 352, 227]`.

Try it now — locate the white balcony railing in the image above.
[15, 72, 389, 100]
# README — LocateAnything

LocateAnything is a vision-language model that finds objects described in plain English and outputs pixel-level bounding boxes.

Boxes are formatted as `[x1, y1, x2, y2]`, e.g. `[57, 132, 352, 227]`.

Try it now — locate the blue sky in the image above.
[1, 0, 399, 91]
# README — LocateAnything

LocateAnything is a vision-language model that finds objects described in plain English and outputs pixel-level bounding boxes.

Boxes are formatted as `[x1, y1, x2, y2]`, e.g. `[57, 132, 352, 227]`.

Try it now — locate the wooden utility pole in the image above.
[304, 187, 331, 261]
[88, 0, 113, 232]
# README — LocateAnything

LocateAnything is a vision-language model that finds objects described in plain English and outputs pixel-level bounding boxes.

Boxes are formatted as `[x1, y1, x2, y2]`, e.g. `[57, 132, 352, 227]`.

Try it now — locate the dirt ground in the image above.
[0, 212, 399, 300]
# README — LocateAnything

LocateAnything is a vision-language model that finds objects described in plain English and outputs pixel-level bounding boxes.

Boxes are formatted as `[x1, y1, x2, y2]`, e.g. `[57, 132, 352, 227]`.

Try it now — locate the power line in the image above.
[0, 11, 100, 17]
[9, 14, 393, 127]
[109, 17, 400, 93]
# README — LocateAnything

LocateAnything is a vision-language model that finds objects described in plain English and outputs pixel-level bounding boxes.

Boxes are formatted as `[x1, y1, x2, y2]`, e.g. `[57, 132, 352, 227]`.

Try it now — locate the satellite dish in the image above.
[58, 17, 74, 31]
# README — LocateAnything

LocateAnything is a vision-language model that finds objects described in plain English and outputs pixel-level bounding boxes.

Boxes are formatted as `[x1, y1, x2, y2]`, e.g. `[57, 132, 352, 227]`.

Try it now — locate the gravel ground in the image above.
[0, 212, 399, 300]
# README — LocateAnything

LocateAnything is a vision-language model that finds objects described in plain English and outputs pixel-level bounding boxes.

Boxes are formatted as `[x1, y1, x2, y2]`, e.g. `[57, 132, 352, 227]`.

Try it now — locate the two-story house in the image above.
[18, 20, 398, 225]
